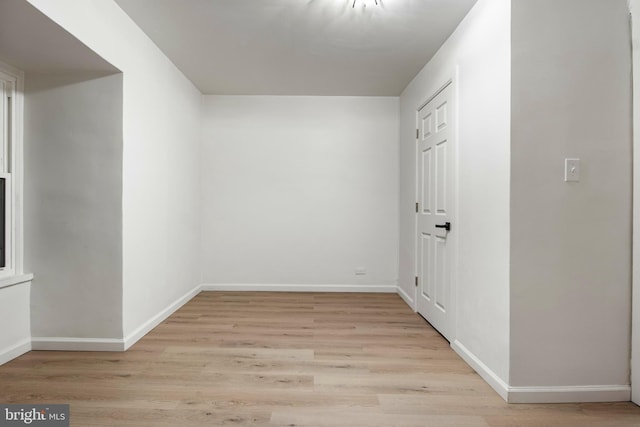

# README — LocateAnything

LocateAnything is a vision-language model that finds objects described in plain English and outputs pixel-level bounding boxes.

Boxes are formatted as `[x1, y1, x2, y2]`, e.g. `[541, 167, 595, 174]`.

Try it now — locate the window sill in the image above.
[0, 273, 34, 290]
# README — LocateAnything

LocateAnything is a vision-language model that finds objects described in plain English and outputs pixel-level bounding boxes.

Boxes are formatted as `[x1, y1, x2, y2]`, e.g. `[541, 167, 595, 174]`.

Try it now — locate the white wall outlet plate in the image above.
[564, 158, 580, 182]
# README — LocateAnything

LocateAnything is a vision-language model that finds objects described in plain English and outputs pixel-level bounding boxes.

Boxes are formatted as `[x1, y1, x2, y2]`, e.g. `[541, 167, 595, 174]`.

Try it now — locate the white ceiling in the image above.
[115, 0, 477, 96]
[0, 0, 117, 73]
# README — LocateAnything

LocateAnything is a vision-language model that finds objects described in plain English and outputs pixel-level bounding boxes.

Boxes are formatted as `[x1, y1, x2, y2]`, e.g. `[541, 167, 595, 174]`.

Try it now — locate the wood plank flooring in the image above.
[1, 292, 639, 426]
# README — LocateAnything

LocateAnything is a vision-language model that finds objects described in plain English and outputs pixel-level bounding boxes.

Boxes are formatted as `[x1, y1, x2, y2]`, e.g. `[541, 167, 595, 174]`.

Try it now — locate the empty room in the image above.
[1, 0, 640, 425]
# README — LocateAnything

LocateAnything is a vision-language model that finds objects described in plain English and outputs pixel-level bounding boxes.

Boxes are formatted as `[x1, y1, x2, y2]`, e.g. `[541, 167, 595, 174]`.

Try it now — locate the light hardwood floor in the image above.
[1, 292, 639, 426]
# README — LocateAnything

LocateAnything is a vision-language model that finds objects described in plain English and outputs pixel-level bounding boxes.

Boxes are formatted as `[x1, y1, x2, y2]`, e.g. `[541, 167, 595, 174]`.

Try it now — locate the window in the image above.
[0, 66, 20, 278]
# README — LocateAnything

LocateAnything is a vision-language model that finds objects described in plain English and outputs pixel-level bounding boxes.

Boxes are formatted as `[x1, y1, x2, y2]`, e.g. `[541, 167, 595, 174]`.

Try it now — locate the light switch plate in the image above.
[564, 158, 580, 182]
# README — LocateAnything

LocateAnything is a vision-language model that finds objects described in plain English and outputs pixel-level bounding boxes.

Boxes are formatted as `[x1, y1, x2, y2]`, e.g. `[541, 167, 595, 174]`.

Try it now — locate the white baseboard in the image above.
[31, 337, 124, 352]
[123, 284, 202, 350]
[29, 284, 202, 352]
[201, 283, 397, 293]
[451, 339, 509, 401]
[396, 285, 415, 310]
[26, 283, 395, 355]
[0, 338, 31, 365]
[508, 385, 631, 404]
[10, 284, 637, 405]
[452, 339, 631, 403]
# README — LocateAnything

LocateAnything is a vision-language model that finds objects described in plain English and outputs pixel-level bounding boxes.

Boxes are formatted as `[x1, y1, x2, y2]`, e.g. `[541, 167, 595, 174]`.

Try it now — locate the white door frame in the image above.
[630, 0, 639, 405]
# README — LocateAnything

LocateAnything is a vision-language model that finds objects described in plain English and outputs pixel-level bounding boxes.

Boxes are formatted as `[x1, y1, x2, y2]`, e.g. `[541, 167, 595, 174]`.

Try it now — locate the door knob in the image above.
[435, 222, 451, 231]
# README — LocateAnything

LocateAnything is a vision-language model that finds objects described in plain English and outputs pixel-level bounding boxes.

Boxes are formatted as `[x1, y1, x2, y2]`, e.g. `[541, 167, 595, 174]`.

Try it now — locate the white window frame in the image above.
[0, 62, 24, 281]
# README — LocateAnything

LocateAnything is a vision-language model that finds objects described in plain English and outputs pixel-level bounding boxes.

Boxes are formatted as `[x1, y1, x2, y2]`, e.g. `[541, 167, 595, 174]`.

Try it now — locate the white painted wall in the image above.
[631, 0, 640, 406]
[201, 96, 398, 289]
[399, 0, 511, 386]
[25, 0, 203, 341]
[0, 283, 31, 364]
[24, 72, 123, 339]
[510, 0, 632, 396]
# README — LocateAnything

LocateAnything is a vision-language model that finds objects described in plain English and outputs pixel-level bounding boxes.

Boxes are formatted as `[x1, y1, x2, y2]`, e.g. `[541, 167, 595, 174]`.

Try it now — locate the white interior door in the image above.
[416, 82, 456, 342]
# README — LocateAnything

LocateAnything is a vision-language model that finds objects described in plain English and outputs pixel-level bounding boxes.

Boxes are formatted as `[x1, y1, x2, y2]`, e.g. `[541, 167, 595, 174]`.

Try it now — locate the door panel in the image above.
[422, 113, 433, 139]
[434, 236, 447, 312]
[435, 140, 447, 214]
[421, 148, 432, 214]
[416, 82, 455, 341]
[420, 232, 432, 301]
[436, 101, 448, 131]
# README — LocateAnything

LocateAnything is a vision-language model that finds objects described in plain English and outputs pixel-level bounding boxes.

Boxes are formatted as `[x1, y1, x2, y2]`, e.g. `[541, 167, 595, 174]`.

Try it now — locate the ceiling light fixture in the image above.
[352, 0, 378, 8]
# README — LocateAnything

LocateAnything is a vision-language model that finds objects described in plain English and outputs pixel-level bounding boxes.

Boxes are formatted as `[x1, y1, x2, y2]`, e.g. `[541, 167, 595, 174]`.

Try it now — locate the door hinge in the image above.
[415, 202, 419, 213]
[415, 276, 419, 287]
[416, 128, 419, 139]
